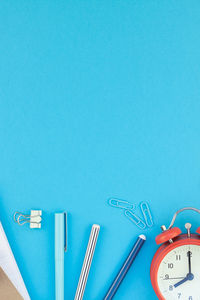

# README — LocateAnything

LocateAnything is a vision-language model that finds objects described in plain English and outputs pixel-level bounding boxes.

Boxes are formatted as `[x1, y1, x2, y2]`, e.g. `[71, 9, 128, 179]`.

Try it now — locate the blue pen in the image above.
[55, 212, 67, 300]
[104, 235, 146, 300]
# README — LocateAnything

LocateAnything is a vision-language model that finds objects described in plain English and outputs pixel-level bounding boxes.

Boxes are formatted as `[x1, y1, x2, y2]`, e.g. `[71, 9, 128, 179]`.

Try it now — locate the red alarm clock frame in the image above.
[150, 207, 200, 300]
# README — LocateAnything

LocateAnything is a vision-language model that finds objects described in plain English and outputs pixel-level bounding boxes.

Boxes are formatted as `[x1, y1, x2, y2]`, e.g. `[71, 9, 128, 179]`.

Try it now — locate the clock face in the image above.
[157, 244, 200, 300]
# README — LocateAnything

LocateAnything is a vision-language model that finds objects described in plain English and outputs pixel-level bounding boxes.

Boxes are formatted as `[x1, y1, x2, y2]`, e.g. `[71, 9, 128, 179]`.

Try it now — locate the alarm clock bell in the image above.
[156, 226, 182, 245]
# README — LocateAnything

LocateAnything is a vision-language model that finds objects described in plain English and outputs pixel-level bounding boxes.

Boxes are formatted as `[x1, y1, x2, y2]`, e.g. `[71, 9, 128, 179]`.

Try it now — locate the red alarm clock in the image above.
[151, 207, 200, 300]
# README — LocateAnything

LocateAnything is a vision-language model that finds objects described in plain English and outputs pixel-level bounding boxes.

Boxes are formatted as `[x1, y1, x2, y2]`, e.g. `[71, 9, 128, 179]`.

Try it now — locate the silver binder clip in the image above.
[14, 210, 42, 229]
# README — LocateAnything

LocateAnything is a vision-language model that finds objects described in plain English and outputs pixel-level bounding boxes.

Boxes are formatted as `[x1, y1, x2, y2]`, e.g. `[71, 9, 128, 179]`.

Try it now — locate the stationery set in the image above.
[0, 199, 148, 299]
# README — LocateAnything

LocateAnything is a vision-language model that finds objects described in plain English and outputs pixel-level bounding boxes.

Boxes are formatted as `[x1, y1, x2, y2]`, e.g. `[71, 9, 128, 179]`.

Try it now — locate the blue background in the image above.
[0, 1, 200, 299]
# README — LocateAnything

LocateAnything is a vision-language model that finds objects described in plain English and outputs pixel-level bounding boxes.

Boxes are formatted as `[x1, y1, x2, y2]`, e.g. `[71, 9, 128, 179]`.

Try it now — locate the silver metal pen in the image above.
[74, 224, 100, 300]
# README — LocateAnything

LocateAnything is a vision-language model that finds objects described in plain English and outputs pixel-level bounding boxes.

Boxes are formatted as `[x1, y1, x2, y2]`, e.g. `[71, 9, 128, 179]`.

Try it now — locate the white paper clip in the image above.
[125, 210, 146, 230]
[108, 198, 135, 210]
[140, 201, 154, 228]
[14, 210, 42, 229]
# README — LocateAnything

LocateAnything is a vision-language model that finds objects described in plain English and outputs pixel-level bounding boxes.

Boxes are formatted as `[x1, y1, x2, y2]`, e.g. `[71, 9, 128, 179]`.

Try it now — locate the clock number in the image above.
[169, 285, 173, 291]
[189, 297, 193, 300]
[176, 255, 181, 261]
[178, 293, 181, 299]
[168, 263, 174, 269]
[165, 274, 169, 279]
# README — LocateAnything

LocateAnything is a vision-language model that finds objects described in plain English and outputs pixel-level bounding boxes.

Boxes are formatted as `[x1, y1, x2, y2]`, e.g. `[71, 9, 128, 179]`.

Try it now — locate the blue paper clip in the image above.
[108, 198, 135, 210]
[124, 210, 146, 230]
[140, 201, 153, 228]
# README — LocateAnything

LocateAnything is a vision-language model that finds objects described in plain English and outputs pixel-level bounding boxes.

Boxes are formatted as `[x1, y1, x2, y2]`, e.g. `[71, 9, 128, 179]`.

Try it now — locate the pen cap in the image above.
[55, 213, 66, 260]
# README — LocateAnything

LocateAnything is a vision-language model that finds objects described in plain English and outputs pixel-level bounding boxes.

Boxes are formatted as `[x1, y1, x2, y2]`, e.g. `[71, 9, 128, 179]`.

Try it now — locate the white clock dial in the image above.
[157, 244, 200, 300]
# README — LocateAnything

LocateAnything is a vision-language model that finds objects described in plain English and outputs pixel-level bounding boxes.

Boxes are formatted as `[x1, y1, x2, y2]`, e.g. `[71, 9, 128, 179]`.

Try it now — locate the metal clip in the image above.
[125, 210, 146, 230]
[108, 198, 135, 210]
[64, 212, 67, 252]
[140, 201, 153, 228]
[14, 210, 42, 228]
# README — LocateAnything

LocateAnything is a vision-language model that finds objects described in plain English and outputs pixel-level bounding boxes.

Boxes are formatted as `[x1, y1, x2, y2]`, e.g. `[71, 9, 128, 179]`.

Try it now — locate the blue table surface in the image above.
[1, 1, 200, 299]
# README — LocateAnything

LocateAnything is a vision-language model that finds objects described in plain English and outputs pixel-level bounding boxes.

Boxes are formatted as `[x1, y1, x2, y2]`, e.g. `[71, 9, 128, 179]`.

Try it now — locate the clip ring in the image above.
[14, 212, 31, 226]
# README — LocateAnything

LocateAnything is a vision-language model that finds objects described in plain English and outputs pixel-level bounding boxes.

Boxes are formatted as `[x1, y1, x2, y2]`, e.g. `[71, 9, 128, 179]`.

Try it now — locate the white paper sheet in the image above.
[0, 222, 30, 300]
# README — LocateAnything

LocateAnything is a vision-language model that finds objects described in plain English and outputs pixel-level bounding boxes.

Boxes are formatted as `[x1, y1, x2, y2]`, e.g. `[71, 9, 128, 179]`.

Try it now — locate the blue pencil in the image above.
[104, 234, 146, 300]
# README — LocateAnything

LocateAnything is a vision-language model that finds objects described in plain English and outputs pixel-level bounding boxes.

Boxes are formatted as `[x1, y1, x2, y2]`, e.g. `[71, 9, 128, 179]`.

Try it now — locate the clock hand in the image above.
[174, 251, 194, 288]
[174, 276, 189, 288]
[174, 273, 194, 288]
[164, 277, 185, 280]
[187, 251, 192, 274]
